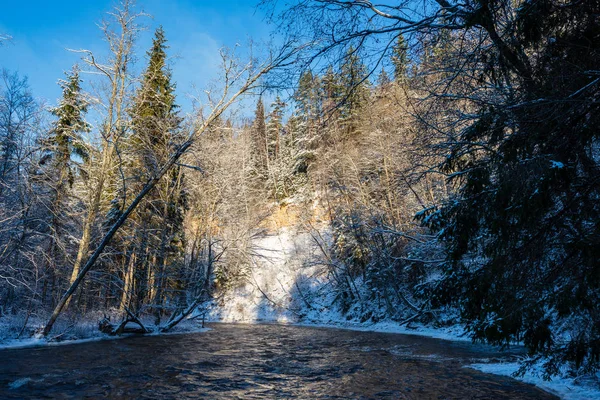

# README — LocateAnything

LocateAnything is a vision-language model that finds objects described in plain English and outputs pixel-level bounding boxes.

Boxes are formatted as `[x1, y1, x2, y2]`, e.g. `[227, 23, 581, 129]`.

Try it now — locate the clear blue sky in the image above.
[0, 0, 272, 114]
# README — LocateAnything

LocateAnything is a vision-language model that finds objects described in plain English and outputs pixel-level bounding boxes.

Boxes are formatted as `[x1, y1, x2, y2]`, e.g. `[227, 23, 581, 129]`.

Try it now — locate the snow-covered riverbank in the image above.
[0, 316, 209, 351]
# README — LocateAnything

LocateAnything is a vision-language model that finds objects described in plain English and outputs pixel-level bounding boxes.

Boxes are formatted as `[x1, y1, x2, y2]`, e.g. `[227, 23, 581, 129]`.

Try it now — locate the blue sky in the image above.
[0, 0, 273, 114]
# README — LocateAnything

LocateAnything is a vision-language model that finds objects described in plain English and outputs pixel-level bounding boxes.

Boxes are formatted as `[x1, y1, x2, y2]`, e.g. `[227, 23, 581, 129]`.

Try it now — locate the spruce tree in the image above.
[125, 27, 186, 319]
[321, 66, 341, 118]
[43, 66, 90, 192]
[292, 70, 323, 174]
[391, 34, 408, 82]
[338, 47, 369, 135]
[251, 97, 268, 177]
[266, 96, 284, 162]
[420, 0, 600, 375]
[39, 66, 90, 303]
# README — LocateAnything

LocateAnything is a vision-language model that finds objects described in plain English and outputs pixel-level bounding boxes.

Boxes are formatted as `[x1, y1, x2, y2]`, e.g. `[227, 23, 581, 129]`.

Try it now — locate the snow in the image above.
[296, 320, 472, 342]
[208, 225, 325, 324]
[208, 222, 600, 400]
[2, 220, 599, 398]
[0, 315, 210, 351]
[469, 362, 600, 400]
[550, 160, 565, 169]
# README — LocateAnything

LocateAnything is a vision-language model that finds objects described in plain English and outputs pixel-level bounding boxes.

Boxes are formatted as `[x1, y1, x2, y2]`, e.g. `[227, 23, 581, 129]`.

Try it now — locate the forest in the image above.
[0, 0, 599, 384]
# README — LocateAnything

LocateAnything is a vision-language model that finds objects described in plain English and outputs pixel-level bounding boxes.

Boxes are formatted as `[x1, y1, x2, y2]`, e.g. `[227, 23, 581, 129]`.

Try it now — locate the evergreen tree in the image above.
[391, 34, 408, 82]
[124, 27, 186, 320]
[338, 47, 369, 135]
[421, 0, 600, 375]
[38, 66, 90, 304]
[42, 66, 90, 192]
[376, 67, 391, 92]
[295, 70, 320, 122]
[378, 67, 391, 87]
[250, 97, 268, 177]
[321, 66, 341, 117]
[266, 96, 285, 162]
[291, 70, 324, 174]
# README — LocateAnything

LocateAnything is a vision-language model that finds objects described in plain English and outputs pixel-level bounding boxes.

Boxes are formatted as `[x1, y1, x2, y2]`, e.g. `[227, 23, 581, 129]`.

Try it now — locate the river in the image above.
[0, 323, 557, 399]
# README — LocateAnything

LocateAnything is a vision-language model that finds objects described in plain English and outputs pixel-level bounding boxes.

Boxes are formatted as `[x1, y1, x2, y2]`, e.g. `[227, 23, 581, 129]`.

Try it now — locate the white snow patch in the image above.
[0, 317, 209, 350]
[469, 362, 600, 400]
[550, 160, 565, 169]
[208, 226, 326, 323]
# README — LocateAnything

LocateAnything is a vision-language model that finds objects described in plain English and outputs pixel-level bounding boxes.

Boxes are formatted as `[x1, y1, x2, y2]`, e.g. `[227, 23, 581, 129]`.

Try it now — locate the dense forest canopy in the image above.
[0, 0, 598, 380]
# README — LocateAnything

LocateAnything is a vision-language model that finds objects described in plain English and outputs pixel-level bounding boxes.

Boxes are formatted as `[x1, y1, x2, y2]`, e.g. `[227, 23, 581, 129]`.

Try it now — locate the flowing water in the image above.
[0, 323, 557, 399]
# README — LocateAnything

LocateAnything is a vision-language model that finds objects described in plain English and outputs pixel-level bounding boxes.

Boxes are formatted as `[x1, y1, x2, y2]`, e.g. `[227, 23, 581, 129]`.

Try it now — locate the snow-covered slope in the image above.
[208, 225, 333, 323]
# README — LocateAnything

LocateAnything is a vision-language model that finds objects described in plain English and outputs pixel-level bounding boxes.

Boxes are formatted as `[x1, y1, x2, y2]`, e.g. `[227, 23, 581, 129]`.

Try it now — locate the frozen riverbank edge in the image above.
[0, 318, 211, 351]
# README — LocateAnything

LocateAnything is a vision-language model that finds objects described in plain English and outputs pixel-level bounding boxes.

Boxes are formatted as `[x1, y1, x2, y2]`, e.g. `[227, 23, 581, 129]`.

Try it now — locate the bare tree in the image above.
[42, 41, 303, 336]
[65, 0, 146, 295]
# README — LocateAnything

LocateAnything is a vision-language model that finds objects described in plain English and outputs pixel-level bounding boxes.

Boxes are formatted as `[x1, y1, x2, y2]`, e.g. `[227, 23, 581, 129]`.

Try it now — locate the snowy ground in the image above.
[0, 314, 209, 351]
[208, 225, 600, 400]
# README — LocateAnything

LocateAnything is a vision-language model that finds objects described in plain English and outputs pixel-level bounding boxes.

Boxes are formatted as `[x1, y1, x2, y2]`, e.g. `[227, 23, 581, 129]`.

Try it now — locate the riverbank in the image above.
[204, 224, 599, 400]
[0, 314, 210, 351]
[297, 320, 599, 400]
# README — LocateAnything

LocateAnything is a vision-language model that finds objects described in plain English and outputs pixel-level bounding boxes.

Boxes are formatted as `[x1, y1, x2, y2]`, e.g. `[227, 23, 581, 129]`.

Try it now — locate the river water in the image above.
[0, 323, 556, 399]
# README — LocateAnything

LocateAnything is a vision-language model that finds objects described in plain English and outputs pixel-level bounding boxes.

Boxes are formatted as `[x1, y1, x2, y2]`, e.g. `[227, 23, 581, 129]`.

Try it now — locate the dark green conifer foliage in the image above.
[338, 47, 369, 135]
[44, 66, 90, 191]
[391, 34, 408, 82]
[39, 66, 90, 303]
[377, 67, 391, 89]
[420, 0, 600, 375]
[127, 27, 186, 318]
[267, 96, 284, 162]
[295, 70, 317, 119]
[321, 66, 341, 108]
[292, 70, 322, 173]
[251, 97, 268, 177]
[130, 26, 181, 176]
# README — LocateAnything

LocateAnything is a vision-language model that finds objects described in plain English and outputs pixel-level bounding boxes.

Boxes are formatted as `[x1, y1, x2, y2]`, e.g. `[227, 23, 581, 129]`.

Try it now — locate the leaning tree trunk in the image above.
[41, 42, 299, 336]
[42, 139, 192, 336]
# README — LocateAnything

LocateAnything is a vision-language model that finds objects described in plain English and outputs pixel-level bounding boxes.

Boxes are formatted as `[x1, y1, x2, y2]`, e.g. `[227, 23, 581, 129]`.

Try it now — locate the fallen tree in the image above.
[41, 41, 303, 337]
